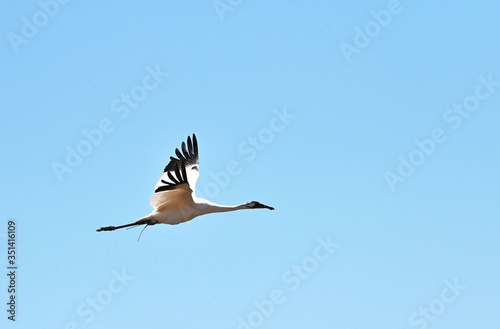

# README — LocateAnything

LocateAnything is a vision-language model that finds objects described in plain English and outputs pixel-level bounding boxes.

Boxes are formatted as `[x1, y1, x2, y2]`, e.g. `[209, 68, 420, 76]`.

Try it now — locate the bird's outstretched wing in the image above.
[149, 134, 200, 209]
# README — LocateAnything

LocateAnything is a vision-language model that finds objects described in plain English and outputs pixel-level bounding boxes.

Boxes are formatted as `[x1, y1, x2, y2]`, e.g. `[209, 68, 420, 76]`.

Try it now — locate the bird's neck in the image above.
[194, 198, 246, 214]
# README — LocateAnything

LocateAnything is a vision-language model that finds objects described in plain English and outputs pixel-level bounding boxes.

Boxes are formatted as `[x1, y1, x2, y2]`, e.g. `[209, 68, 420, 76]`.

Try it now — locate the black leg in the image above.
[96, 219, 157, 232]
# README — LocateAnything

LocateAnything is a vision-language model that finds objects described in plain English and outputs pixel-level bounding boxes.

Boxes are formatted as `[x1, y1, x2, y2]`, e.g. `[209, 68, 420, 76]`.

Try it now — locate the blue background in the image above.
[1, 1, 499, 328]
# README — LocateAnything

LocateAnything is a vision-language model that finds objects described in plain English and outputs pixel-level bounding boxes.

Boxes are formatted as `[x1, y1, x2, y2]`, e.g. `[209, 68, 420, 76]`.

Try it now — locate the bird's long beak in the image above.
[254, 202, 275, 210]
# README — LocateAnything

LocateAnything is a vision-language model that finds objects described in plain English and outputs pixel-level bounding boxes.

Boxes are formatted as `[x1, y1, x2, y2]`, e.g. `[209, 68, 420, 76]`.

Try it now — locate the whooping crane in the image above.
[97, 134, 274, 233]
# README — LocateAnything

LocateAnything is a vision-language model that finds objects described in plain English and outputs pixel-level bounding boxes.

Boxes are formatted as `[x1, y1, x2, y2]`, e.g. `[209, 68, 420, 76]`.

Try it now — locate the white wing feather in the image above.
[149, 134, 200, 209]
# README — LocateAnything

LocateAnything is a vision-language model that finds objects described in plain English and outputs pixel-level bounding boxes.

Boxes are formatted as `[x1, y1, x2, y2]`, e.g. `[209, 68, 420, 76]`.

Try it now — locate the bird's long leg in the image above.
[96, 219, 157, 232]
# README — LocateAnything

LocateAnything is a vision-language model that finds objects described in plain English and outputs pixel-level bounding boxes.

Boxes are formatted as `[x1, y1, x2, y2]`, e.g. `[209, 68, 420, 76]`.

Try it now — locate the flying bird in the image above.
[97, 134, 274, 233]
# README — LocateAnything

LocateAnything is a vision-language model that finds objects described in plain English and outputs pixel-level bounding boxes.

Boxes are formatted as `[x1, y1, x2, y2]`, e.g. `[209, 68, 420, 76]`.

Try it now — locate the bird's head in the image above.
[246, 201, 274, 210]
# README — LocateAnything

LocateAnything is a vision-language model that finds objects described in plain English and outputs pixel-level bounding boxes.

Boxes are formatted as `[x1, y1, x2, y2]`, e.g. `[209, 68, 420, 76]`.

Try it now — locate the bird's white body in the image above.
[97, 134, 273, 233]
[146, 198, 248, 225]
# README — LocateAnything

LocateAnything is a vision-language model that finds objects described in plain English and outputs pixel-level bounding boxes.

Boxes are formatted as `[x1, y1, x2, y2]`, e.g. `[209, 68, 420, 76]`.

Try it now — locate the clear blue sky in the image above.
[1, 1, 500, 328]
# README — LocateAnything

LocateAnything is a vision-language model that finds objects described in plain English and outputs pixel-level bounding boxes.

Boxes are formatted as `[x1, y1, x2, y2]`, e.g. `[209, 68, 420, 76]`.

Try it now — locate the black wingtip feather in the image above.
[192, 134, 198, 157]
[162, 134, 200, 173]
[175, 148, 184, 161]
[187, 136, 193, 155]
[181, 160, 188, 182]
[181, 142, 190, 159]
[167, 171, 179, 184]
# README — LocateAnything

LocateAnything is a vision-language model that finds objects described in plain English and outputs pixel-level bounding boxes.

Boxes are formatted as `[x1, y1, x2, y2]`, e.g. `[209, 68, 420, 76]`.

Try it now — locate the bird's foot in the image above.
[96, 226, 117, 232]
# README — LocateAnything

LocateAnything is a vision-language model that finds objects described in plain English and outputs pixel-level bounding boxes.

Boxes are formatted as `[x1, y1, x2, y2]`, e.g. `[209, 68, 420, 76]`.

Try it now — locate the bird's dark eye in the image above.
[192, 166, 198, 171]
